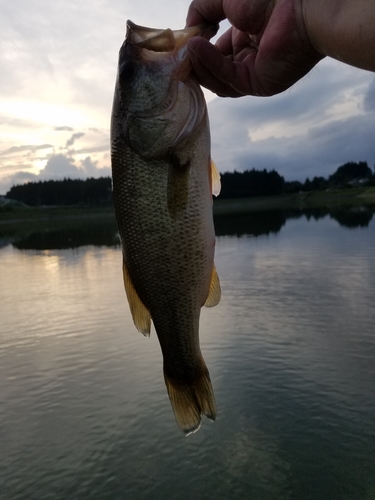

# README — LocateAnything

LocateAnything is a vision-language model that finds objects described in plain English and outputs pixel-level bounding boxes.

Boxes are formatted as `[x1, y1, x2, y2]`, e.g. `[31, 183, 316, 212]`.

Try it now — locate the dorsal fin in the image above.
[122, 261, 151, 336]
[204, 264, 221, 307]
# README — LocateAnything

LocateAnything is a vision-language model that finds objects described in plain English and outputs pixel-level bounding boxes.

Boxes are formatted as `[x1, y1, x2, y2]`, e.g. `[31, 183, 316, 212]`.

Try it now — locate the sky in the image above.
[1, 0, 375, 195]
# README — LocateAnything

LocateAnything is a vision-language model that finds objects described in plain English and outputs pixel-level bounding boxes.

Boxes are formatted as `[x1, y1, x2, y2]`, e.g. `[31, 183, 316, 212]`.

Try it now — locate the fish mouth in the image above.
[125, 20, 216, 53]
[117, 20, 212, 138]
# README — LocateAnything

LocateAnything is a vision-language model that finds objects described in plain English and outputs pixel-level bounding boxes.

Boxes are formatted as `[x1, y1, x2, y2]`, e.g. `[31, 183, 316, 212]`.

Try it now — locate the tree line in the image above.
[5, 161, 375, 206]
[6, 177, 112, 206]
[284, 161, 374, 193]
[218, 161, 374, 198]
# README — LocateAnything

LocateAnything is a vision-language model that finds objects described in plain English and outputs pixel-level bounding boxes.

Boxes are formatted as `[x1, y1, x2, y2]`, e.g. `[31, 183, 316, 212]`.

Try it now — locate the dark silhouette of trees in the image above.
[283, 180, 304, 193]
[6, 177, 112, 206]
[329, 161, 372, 186]
[4, 161, 375, 206]
[310, 176, 329, 191]
[220, 169, 284, 198]
[284, 162, 373, 193]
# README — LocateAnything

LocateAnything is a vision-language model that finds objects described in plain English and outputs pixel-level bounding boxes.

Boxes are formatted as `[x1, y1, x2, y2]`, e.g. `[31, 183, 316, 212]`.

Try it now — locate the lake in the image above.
[1, 208, 375, 500]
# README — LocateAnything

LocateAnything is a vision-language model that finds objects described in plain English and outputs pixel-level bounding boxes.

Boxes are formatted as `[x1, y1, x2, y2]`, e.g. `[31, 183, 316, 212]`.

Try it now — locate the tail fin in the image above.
[164, 367, 216, 435]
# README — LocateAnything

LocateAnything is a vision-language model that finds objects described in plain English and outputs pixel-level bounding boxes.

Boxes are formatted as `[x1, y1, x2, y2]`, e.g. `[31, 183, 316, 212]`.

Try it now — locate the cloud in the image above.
[211, 112, 375, 181]
[1, 0, 375, 192]
[66, 132, 85, 147]
[6, 171, 38, 185]
[0, 170, 38, 195]
[363, 76, 375, 112]
[39, 154, 82, 179]
[0, 144, 52, 156]
[54, 126, 74, 131]
[75, 144, 110, 155]
[208, 58, 375, 180]
[0, 113, 41, 129]
[0, 152, 111, 195]
[80, 157, 110, 177]
[37, 154, 110, 181]
[0, 123, 110, 194]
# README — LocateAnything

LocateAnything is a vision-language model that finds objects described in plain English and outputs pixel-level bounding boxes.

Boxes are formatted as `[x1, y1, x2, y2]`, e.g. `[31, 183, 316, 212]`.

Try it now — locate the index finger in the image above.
[185, 0, 226, 28]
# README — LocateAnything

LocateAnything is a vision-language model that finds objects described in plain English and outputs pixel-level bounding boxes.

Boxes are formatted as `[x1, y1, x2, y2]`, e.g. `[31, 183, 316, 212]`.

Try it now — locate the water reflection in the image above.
[1, 211, 374, 500]
[1, 206, 374, 250]
[328, 207, 374, 228]
[286, 206, 374, 228]
[214, 210, 287, 237]
[215, 207, 375, 236]
[215, 206, 374, 237]
[12, 221, 120, 250]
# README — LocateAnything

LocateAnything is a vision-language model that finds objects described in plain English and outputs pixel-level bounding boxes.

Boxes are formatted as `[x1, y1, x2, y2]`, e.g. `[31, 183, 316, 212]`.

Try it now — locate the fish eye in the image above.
[119, 61, 136, 82]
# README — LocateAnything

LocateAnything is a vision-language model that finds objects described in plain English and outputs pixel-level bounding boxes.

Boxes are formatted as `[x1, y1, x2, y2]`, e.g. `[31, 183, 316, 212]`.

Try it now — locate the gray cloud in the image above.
[1, 0, 375, 192]
[363, 76, 375, 112]
[80, 157, 110, 177]
[0, 144, 52, 156]
[0, 171, 38, 194]
[35, 154, 108, 181]
[8, 171, 38, 184]
[208, 59, 375, 181]
[0, 114, 41, 129]
[39, 154, 82, 180]
[66, 132, 85, 148]
[209, 58, 369, 130]
[213, 112, 375, 181]
[0, 122, 111, 193]
[76, 144, 110, 155]
[54, 126, 74, 131]
[81, 156, 99, 176]
[0, 153, 110, 195]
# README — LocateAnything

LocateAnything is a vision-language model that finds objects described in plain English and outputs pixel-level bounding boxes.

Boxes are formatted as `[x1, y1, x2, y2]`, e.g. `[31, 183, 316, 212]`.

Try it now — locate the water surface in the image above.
[1, 209, 375, 499]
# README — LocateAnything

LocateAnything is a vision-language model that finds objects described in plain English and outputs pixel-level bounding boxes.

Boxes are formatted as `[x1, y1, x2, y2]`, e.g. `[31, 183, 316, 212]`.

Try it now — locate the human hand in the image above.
[186, 0, 324, 97]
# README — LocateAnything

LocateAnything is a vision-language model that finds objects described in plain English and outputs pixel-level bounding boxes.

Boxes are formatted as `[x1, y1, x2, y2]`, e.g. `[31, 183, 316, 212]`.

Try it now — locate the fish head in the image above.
[117, 20, 205, 112]
[113, 21, 216, 157]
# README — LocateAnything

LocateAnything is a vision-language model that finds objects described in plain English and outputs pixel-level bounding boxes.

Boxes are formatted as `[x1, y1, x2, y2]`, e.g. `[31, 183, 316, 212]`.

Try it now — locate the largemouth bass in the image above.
[110, 20, 221, 435]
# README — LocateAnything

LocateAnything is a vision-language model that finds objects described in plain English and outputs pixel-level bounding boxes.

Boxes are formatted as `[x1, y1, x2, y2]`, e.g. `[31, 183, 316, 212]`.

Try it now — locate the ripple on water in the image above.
[1, 218, 375, 500]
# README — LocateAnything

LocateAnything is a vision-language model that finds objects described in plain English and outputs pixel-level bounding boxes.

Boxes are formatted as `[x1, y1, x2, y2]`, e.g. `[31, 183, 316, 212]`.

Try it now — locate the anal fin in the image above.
[204, 264, 221, 307]
[122, 261, 151, 337]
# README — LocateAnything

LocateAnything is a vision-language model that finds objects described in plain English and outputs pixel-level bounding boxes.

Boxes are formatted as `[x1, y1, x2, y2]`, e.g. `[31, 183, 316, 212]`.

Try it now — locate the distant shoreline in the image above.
[1, 187, 374, 228]
[213, 186, 375, 215]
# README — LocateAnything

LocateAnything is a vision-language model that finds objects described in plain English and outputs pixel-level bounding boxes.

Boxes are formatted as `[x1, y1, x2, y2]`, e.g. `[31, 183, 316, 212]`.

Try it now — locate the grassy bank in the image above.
[0, 205, 116, 240]
[213, 186, 375, 215]
[1, 187, 374, 231]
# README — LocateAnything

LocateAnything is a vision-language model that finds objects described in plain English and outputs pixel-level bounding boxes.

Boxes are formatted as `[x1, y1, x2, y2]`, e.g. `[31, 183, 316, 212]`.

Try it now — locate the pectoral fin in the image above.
[167, 152, 190, 217]
[210, 159, 221, 197]
[122, 261, 151, 337]
[204, 264, 221, 307]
